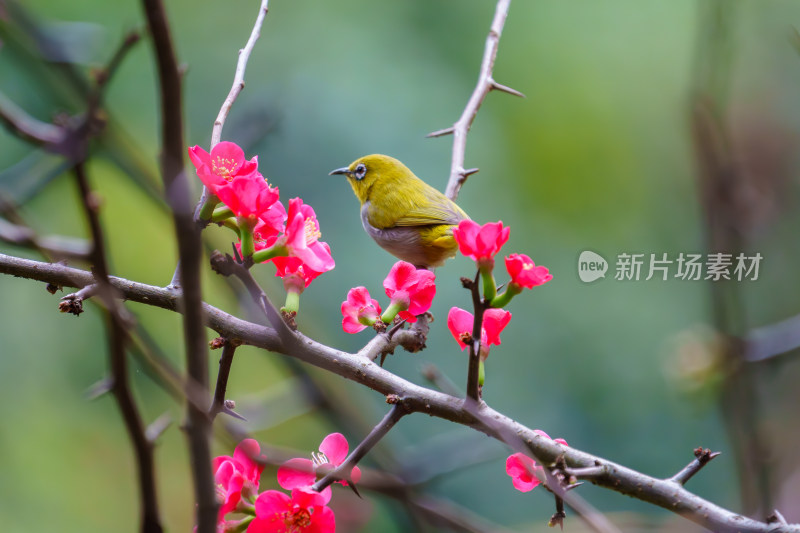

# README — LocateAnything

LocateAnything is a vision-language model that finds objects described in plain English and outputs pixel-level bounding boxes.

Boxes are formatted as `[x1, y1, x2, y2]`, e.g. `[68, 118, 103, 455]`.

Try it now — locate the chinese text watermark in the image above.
[578, 251, 762, 283]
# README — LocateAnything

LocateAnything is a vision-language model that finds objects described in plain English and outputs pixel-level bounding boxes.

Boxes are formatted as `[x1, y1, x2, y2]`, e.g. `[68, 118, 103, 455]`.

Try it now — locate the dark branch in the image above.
[1, 253, 798, 533]
[139, 0, 215, 530]
[312, 403, 407, 492]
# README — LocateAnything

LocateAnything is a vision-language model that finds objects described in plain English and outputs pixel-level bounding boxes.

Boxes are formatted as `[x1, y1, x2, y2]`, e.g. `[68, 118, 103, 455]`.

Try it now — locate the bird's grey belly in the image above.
[361, 203, 432, 267]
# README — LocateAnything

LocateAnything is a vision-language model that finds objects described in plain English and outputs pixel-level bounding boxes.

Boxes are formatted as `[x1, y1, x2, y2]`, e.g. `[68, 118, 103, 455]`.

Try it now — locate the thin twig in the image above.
[0, 216, 90, 260]
[1, 253, 798, 533]
[465, 271, 484, 401]
[0, 90, 65, 146]
[139, 0, 216, 530]
[428, 0, 521, 201]
[191, 0, 271, 230]
[669, 447, 721, 486]
[312, 404, 407, 492]
[209, 339, 239, 421]
[73, 162, 163, 533]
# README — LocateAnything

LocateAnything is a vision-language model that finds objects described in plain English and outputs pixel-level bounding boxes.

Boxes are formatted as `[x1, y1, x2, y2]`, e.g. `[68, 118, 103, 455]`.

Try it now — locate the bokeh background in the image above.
[2, 0, 800, 531]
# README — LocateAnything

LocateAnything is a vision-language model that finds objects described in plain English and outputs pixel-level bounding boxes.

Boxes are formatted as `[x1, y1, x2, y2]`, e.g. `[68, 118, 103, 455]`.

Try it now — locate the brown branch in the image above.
[72, 162, 163, 533]
[1, 254, 795, 532]
[139, 0, 215, 530]
[0, 90, 66, 146]
[312, 403, 407, 492]
[464, 272, 485, 401]
[0, 217, 90, 260]
[209, 339, 240, 421]
[428, 0, 522, 201]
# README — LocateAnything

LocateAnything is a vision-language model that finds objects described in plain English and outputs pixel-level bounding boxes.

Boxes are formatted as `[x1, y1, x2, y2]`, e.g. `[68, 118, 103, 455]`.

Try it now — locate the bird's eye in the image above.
[354, 163, 367, 180]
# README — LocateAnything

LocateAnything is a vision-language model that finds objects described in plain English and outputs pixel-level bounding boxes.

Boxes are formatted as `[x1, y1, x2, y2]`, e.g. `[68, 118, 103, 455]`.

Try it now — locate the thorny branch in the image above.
[73, 161, 163, 533]
[427, 0, 523, 202]
[0, 252, 795, 533]
[312, 403, 407, 493]
[192, 0, 271, 226]
[139, 0, 215, 530]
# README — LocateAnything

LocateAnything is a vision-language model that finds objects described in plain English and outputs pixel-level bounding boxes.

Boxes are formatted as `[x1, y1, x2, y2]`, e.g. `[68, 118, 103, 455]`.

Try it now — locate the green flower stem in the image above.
[211, 205, 235, 223]
[380, 300, 406, 324]
[479, 264, 497, 301]
[283, 289, 300, 313]
[232, 517, 254, 533]
[222, 218, 241, 237]
[489, 283, 522, 308]
[239, 224, 255, 259]
[251, 243, 288, 264]
[478, 359, 485, 387]
[198, 195, 220, 221]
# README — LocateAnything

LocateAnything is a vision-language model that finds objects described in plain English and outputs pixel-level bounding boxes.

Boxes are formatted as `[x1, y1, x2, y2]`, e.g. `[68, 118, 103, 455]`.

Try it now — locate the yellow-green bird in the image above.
[329, 154, 469, 269]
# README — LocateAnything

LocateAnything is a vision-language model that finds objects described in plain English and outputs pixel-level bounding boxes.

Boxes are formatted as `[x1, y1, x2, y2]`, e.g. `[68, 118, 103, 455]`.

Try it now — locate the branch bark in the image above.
[0, 253, 794, 533]
[139, 0, 216, 530]
[429, 0, 522, 201]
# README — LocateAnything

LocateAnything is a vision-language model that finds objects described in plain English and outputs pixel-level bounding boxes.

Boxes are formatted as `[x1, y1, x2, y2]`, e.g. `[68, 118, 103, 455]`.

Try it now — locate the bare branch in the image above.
[1, 253, 796, 532]
[72, 162, 163, 533]
[464, 272, 484, 401]
[669, 447, 722, 486]
[139, 0, 215, 529]
[192, 0, 271, 227]
[211, 0, 270, 147]
[312, 403, 406, 492]
[0, 90, 65, 146]
[431, 0, 520, 201]
[209, 339, 240, 421]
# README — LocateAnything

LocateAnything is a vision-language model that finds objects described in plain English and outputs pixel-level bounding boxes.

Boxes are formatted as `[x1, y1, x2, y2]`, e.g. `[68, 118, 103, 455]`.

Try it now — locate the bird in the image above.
[329, 154, 469, 269]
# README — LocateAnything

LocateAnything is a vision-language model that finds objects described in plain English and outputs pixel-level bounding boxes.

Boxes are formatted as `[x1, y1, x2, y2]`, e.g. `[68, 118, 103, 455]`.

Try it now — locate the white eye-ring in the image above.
[354, 163, 367, 180]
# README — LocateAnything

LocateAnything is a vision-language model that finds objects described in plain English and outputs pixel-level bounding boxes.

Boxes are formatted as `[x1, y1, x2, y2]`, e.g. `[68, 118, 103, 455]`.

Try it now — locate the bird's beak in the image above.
[329, 166, 352, 176]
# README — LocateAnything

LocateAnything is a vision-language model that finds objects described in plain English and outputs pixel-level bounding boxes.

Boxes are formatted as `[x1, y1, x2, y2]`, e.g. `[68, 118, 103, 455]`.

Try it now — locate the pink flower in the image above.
[248, 488, 335, 533]
[212, 439, 266, 522]
[216, 175, 280, 220]
[505, 253, 552, 289]
[446, 307, 512, 351]
[452, 220, 510, 265]
[278, 433, 362, 489]
[281, 198, 335, 274]
[188, 142, 259, 195]
[273, 256, 324, 291]
[505, 430, 568, 492]
[383, 261, 436, 323]
[341, 287, 382, 334]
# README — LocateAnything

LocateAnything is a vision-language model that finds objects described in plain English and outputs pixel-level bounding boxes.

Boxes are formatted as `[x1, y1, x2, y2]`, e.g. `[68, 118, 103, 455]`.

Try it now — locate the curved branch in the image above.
[0, 252, 794, 532]
[193, 0, 271, 225]
[429, 0, 523, 201]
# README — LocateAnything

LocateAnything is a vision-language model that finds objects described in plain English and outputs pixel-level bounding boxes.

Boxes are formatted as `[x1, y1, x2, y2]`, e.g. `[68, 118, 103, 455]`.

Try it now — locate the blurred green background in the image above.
[2, 0, 800, 531]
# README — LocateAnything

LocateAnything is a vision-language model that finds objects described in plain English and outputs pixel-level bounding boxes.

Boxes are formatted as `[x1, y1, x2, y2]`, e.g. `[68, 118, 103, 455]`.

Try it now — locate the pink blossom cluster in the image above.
[341, 261, 436, 333]
[210, 434, 358, 533]
[444, 219, 552, 362]
[453, 219, 552, 293]
[189, 142, 335, 305]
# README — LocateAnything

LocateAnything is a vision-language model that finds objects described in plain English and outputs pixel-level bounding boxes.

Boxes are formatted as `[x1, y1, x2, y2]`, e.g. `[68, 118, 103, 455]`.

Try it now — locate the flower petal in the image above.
[319, 433, 349, 465]
[277, 458, 316, 490]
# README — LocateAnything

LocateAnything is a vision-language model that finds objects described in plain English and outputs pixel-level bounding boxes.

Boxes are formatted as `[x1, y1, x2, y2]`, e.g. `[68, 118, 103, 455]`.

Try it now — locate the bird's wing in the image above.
[392, 189, 468, 227]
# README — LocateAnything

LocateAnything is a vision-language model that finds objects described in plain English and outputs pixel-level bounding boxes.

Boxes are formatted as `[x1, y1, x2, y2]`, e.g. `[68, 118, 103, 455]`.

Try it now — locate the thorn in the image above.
[490, 79, 525, 98]
[426, 126, 455, 138]
[145, 412, 172, 442]
[462, 168, 480, 177]
[85, 377, 113, 400]
[565, 481, 584, 492]
[221, 407, 248, 421]
[348, 481, 362, 499]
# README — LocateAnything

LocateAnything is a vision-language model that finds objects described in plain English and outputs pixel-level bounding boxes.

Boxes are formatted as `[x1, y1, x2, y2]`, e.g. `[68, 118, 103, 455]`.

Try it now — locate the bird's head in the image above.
[329, 154, 414, 205]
